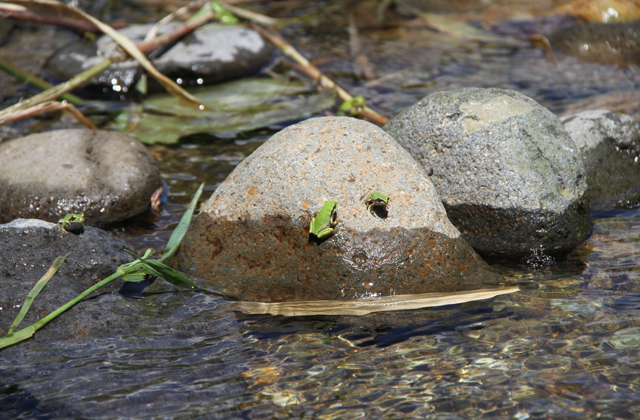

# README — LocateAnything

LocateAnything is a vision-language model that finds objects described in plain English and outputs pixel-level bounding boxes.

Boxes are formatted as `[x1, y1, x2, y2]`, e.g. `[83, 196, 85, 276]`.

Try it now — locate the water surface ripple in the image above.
[3, 211, 640, 418]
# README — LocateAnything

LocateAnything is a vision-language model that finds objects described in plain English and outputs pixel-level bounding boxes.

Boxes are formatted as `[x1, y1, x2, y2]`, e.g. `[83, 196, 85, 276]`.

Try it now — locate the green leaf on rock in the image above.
[162, 182, 204, 263]
[121, 273, 147, 282]
[7, 253, 68, 335]
[115, 77, 335, 144]
[126, 250, 197, 289]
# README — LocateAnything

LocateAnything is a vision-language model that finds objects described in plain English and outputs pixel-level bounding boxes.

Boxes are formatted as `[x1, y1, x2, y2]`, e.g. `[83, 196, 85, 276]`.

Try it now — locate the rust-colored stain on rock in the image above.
[179, 212, 505, 302]
[245, 186, 259, 199]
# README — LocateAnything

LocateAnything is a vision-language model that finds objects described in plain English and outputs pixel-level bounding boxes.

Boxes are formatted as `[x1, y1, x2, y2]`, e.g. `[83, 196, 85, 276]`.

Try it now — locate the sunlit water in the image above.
[3, 209, 640, 418]
[2, 0, 640, 418]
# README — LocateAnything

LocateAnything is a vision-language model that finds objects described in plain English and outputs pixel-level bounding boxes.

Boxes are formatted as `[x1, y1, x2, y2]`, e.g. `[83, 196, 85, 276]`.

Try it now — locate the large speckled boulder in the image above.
[178, 117, 505, 302]
[384, 88, 590, 257]
[0, 129, 162, 224]
[561, 110, 640, 209]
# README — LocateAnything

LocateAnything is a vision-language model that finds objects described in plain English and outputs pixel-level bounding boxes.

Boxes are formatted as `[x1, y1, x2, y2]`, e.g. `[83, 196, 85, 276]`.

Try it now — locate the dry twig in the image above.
[0, 1, 217, 124]
[249, 22, 389, 126]
[1, 101, 98, 129]
[0, 57, 85, 105]
[4, 0, 209, 110]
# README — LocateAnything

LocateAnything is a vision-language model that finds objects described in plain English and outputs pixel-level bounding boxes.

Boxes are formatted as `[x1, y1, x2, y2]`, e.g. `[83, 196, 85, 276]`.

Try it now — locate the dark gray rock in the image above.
[0, 219, 137, 342]
[178, 116, 505, 302]
[0, 129, 162, 225]
[44, 23, 272, 98]
[561, 110, 640, 209]
[384, 88, 590, 257]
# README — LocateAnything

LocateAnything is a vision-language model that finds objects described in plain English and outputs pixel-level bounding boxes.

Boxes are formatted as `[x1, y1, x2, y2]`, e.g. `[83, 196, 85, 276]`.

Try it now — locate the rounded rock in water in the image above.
[178, 116, 505, 302]
[384, 88, 590, 257]
[0, 129, 162, 224]
[44, 23, 272, 98]
[561, 109, 640, 209]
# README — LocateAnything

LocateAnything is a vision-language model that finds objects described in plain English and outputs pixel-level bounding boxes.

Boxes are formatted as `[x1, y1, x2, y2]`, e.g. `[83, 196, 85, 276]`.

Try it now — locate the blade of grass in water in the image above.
[0, 270, 124, 350]
[7, 253, 69, 335]
[126, 250, 197, 288]
[161, 182, 204, 263]
[0, 187, 203, 350]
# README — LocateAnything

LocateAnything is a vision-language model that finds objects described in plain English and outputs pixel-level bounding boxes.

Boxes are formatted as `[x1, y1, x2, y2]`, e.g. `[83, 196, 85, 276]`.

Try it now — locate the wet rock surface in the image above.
[0, 129, 162, 225]
[44, 23, 272, 98]
[561, 110, 640, 209]
[178, 117, 505, 302]
[384, 88, 590, 257]
[0, 219, 138, 344]
[549, 21, 640, 66]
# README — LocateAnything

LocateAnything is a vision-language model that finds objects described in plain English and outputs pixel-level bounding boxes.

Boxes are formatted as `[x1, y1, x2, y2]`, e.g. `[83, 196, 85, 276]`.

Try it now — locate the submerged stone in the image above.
[549, 21, 640, 66]
[384, 88, 590, 257]
[178, 117, 505, 302]
[0, 129, 162, 225]
[561, 110, 640, 209]
[0, 219, 137, 341]
[44, 23, 272, 98]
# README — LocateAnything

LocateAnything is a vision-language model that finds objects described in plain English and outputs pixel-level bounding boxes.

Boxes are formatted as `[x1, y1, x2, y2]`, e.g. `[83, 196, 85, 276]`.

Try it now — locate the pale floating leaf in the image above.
[229, 287, 520, 316]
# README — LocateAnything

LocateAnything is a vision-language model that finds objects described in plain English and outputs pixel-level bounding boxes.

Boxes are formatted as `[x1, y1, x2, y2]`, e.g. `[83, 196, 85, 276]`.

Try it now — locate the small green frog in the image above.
[58, 213, 85, 233]
[309, 201, 338, 239]
[365, 192, 389, 215]
[338, 95, 366, 116]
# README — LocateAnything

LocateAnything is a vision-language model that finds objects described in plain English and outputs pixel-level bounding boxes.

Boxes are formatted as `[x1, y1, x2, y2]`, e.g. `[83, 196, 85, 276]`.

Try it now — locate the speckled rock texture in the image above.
[44, 23, 272, 98]
[0, 129, 162, 225]
[384, 88, 590, 257]
[0, 219, 138, 343]
[561, 110, 640, 209]
[179, 117, 505, 302]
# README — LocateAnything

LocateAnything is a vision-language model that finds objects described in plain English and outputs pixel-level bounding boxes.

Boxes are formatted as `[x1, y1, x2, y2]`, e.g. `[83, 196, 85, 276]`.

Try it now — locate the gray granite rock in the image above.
[561, 110, 640, 209]
[0, 219, 137, 342]
[384, 88, 590, 257]
[44, 23, 272, 98]
[0, 129, 162, 225]
[178, 116, 505, 302]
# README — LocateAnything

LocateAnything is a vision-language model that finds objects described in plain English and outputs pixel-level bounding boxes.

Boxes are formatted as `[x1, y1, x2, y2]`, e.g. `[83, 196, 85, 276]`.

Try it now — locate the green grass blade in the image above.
[0, 271, 124, 350]
[161, 182, 204, 262]
[7, 253, 69, 335]
[126, 250, 197, 288]
[121, 273, 147, 282]
[0, 325, 36, 350]
[29, 271, 124, 332]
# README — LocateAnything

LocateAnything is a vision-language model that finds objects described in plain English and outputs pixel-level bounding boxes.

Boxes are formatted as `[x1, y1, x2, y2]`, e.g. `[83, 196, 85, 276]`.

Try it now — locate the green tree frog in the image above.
[338, 95, 366, 116]
[58, 213, 85, 233]
[365, 192, 389, 215]
[309, 201, 338, 239]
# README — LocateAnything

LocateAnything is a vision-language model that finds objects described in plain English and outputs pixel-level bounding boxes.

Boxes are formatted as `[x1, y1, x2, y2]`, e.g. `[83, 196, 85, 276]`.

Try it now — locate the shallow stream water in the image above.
[2, 0, 640, 418]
